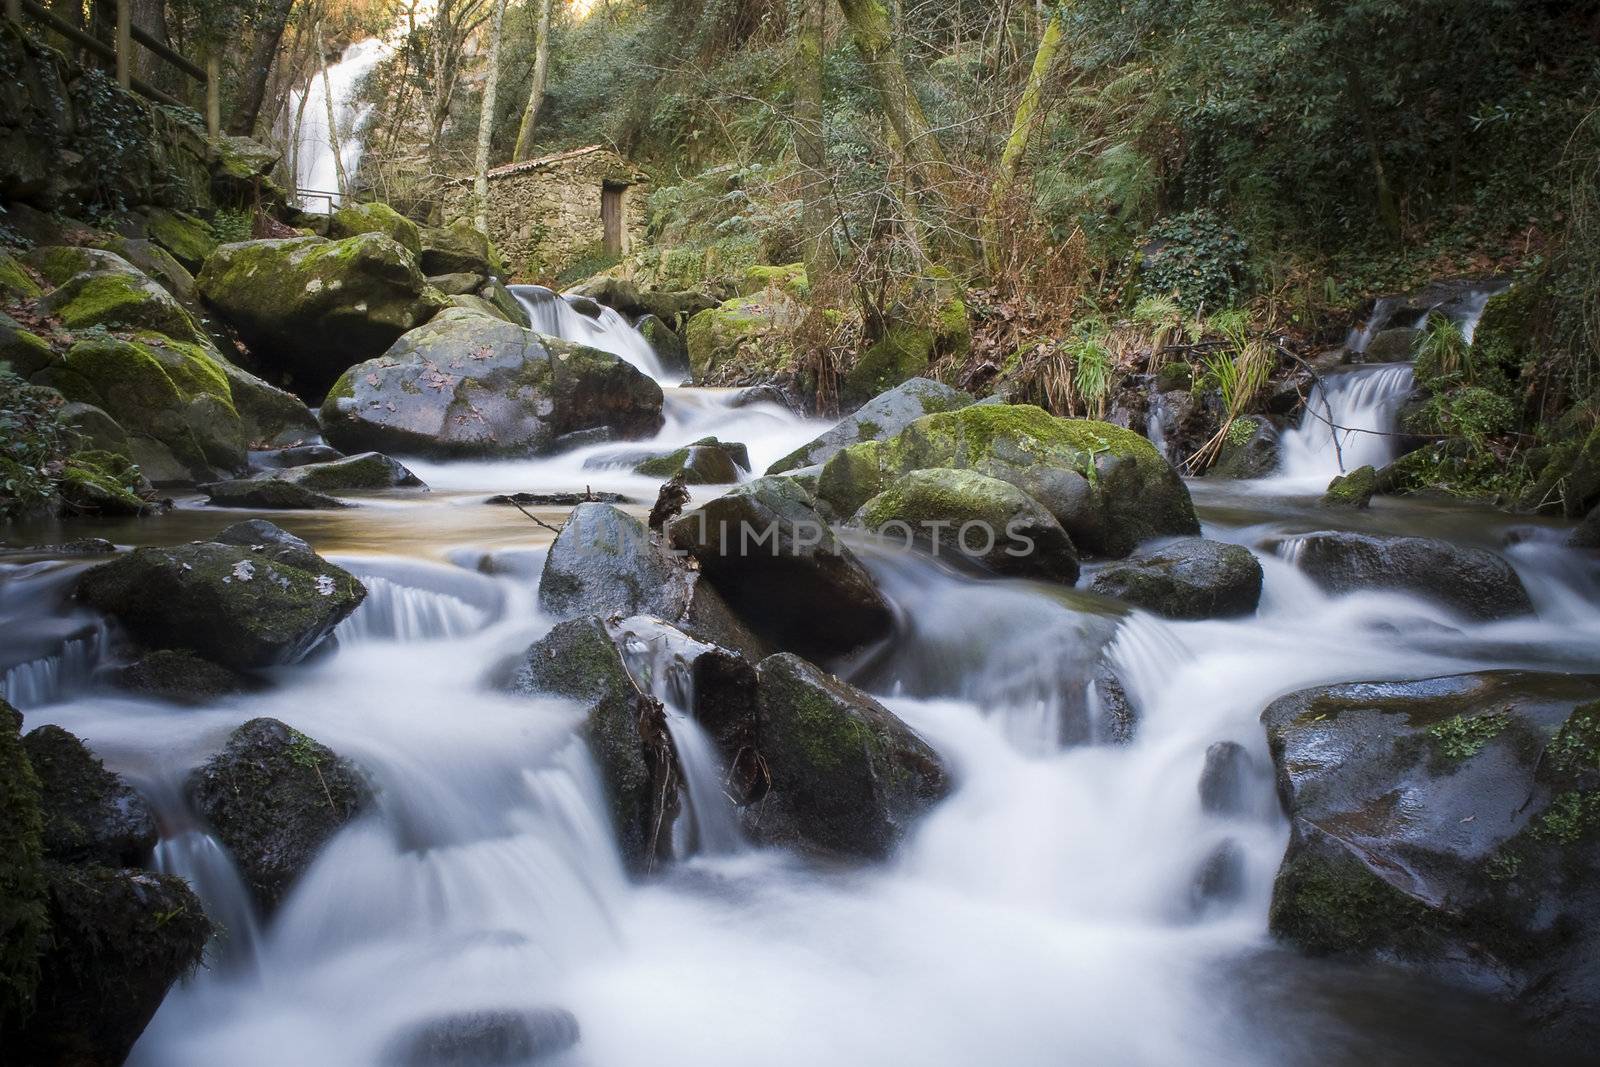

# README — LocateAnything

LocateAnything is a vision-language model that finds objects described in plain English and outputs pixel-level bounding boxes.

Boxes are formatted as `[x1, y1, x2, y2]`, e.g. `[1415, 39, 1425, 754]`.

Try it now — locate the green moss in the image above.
[1427, 711, 1510, 760]
[1155, 362, 1193, 392]
[1225, 416, 1259, 447]
[145, 207, 218, 271]
[0, 313, 53, 378]
[843, 322, 935, 407]
[684, 294, 800, 381]
[1269, 847, 1442, 955]
[0, 701, 47, 1031]
[330, 202, 422, 257]
[43, 271, 202, 343]
[59, 449, 149, 514]
[1547, 701, 1600, 775]
[738, 262, 809, 299]
[1321, 465, 1378, 509]
[0, 250, 42, 300]
[1533, 790, 1600, 845]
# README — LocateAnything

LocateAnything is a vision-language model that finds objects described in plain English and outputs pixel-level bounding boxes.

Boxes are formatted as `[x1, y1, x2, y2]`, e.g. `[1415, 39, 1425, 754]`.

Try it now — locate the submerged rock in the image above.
[816, 403, 1198, 559]
[383, 1007, 580, 1067]
[76, 528, 366, 669]
[1089, 538, 1263, 620]
[1280, 531, 1533, 621]
[271, 451, 425, 493]
[669, 477, 893, 660]
[188, 717, 373, 910]
[768, 377, 974, 475]
[849, 467, 1080, 584]
[749, 653, 947, 859]
[22, 725, 156, 867]
[319, 309, 664, 458]
[1262, 671, 1600, 1052]
[12, 864, 210, 1067]
[201, 477, 350, 509]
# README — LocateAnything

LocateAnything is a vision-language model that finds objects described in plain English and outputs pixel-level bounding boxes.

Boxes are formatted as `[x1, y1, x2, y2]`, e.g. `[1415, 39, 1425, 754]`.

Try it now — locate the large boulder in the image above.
[1280, 531, 1534, 621]
[418, 220, 495, 279]
[143, 207, 218, 273]
[1088, 537, 1263, 619]
[0, 701, 46, 1033]
[22, 725, 156, 867]
[40, 265, 205, 344]
[330, 201, 422, 257]
[196, 234, 446, 395]
[849, 468, 1080, 584]
[319, 309, 664, 458]
[506, 617, 678, 873]
[76, 527, 366, 670]
[13, 864, 209, 1067]
[749, 653, 947, 858]
[1263, 671, 1600, 1053]
[816, 404, 1199, 559]
[669, 477, 893, 660]
[768, 377, 975, 475]
[188, 717, 372, 910]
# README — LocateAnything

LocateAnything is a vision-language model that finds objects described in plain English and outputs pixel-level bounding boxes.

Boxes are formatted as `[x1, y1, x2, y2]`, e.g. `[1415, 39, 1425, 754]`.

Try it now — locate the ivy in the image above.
[1137, 210, 1250, 314]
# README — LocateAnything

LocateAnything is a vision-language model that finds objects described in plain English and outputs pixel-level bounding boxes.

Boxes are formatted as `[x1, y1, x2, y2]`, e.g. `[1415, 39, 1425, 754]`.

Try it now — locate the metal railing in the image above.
[5, 0, 220, 139]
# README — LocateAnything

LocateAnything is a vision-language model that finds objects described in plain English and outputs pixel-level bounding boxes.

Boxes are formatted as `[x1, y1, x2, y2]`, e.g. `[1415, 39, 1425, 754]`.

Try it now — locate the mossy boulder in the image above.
[1263, 672, 1600, 1053]
[1362, 326, 1422, 362]
[319, 309, 664, 458]
[849, 468, 1080, 584]
[738, 262, 809, 299]
[1088, 537, 1262, 619]
[0, 701, 46, 1034]
[684, 290, 806, 384]
[271, 451, 424, 493]
[0, 248, 43, 300]
[1520, 422, 1600, 519]
[331, 201, 422, 257]
[58, 449, 152, 515]
[187, 717, 372, 911]
[418, 220, 495, 279]
[26, 246, 139, 288]
[13, 864, 209, 1067]
[636, 313, 688, 375]
[200, 477, 349, 509]
[1209, 416, 1281, 479]
[40, 267, 205, 344]
[144, 207, 218, 272]
[769, 377, 974, 475]
[668, 476, 893, 660]
[76, 529, 366, 669]
[816, 403, 1199, 559]
[1321, 465, 1378, 509]
[749, 653, 947, 858]
[30, 333, 246, 482]
[633, 437, 749, 484]
[506, 616, 679, 873]
[22, 725, 156, 867]
[0, 311, 53, 378]
[1279, 531, 1533, 621]
[196, 234, 447, 396]
[842, 322, 937, 410]
[110, 648, 257, 706]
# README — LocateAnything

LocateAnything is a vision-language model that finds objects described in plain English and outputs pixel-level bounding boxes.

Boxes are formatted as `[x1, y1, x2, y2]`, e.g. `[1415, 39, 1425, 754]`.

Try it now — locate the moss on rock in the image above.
[0, 249, 42, 300]
[40, 269, 204, 343]
[331, 201, 422, 257]
[1321, 465, 1378, 509]
[144, 207, 217, 272]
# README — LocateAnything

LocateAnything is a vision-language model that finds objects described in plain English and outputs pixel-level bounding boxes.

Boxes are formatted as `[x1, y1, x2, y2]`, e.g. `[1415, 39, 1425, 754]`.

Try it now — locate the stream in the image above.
[3, 293, 1596, 1066]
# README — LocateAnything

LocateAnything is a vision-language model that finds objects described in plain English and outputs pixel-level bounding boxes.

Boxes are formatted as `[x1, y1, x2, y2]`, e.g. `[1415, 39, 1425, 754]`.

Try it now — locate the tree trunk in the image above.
[1344, 66, 1402, 242]
[228, 0, 298, 137]
[473, 0, 508, 235]
[511, 0, 554, 162]
[793, 0, 838, 297]
[982, 12, 1062, 275]
[315, 22, 349, 203]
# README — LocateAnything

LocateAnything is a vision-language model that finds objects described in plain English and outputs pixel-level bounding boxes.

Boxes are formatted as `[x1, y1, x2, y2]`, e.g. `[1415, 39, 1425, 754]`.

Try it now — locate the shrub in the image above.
[1137, 210, 1250, 314]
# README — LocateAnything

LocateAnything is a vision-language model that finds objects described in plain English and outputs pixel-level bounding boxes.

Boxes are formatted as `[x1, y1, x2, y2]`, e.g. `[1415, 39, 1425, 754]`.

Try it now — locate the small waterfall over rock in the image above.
[154, 831, 265, 974]
[510, 285, 672, 383]
[1274, 363, 1416, 485]
[335, 577, 489, 643]
[289, 39, 389, 209]
[0, 628, 104, 709]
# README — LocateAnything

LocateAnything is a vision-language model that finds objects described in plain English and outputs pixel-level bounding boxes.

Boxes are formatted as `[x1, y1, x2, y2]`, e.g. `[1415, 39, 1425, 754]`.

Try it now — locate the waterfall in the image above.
[510, 285, 672, 383]
[1, 628, 104, 709]
[154, 831, 265, 974]
[289, 39, 390, 210]
[1273, 363, 1415, 485]
[1145, 392, 1171, 463]
[335, 576, 489, 643]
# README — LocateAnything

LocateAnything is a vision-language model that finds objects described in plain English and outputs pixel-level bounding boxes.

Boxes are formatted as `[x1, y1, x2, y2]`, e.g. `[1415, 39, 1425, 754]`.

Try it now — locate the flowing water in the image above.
[288, 38, 390, 209]
[4, 302, 1596, 1066]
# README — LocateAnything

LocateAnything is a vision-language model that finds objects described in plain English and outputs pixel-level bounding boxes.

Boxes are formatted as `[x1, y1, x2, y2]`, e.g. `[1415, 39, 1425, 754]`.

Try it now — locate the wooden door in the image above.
[601, 184, 624, 256]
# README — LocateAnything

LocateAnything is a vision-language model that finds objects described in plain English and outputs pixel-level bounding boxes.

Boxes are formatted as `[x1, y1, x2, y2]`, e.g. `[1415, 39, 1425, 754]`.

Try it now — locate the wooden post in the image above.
[206, 51, 221, 139]
[115, 0, 131, 89]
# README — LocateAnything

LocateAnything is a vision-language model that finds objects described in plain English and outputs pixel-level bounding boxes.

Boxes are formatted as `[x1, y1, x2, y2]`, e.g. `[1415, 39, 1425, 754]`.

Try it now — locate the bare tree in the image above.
[425, 0, 493, 162]
[473, 0, 509, 234]
[793, 0, 839, 296]
[511, 0, 554, 162]
[230, 0, 300, 136]
[983, 10, 1062, 274]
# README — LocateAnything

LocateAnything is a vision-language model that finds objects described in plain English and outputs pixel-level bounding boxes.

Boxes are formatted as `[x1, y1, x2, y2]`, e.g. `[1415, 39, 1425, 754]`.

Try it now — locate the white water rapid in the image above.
[289, 38, 390, 210]
[512, 286, 675, 383]
[5, 293, 1594, 1067]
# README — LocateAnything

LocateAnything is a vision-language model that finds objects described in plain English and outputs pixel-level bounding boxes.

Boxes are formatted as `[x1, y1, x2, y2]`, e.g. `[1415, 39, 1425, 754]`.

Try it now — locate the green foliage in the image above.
[1414, 313, 1471, 385]
[1138, 211, 1250, 314]
[1415, 387, 1518, 449]
[1065, 325, 1113, 419]
[1427, 712, 1509, 761]
[67, 68, 153, 216]
[211, 209, 254, 245]
[0, 369, 67, 520]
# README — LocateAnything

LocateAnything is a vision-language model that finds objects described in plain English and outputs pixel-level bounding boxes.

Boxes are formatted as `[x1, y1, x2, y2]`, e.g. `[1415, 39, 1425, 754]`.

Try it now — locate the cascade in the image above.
[289, 39, 390, 210]
[511, 284, 674, 382]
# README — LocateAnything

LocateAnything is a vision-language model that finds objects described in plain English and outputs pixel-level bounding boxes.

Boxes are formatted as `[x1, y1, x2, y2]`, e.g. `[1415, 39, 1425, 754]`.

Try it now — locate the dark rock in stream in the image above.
[1197, 740, 1271, 817]
[270, 451, 425, 492]
[1262, 670, 1600, 1055]
[383, 1007, 581, 1066]
[109, 648, 259, 705]
[76, 526, 366, 670]
[0, 700, 47, 1031]
[1209, 417, 1281, 480]
[1190, 838, 1247, 913]
[1572, 506, 1599, 549]
[23, 725, 156, 866]
[188, 717, 373, 911]
[1089, 538, 1262, 620]
[248, 443, 345, 472]
[486, 491, 630, 506]
[1276, 531, 1533, 622]
[749, 653, 948, 859]
[201, 477, 350, 509]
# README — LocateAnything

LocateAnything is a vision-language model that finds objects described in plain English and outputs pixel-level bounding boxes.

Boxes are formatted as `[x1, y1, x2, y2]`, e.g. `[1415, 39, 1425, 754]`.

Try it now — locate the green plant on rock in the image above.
[1415, 312, 1470, 384]
[1188, 314, 1273, 471]
[211, 209, 253, 245]
[1428, 711, 1510, 760]
[1138, 210, 1251, 315]
[0, 369, 67, 520]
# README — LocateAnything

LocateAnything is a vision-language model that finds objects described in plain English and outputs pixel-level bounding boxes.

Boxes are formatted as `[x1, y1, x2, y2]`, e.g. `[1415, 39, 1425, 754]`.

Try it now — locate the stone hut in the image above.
[450, 145, 648, 283]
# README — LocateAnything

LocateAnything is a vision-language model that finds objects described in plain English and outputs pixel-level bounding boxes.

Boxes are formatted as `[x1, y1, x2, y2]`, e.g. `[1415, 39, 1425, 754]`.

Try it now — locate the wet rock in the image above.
[1280, 531, 1533, 621]
[478, 279, 529, 327]
[1198, 740, 1268, 816]
[633, 437, 750, 484]
[669, 477, 893, 660]
[636, 313, 687, 375]
[12, 864, 210, 1067]
[749, 653, 948, 859]
[1571, 506, 1599, 550]
[383, 1007, 580, 1067]
[539, 503, 693, 621]
[188, 717, 373, 910]
[731, 383, 802, 414]
[1209, 416, 1281, 479]
[22, 725, 156, 866]
[417, 220, 494, 279]
[1262, 671, 1600, 1053]
[214, 518, 313, 554]
[1190, 838, 1248, 913]
[201, 477, 350, 509]
[849, 468, 1080, 584]
[486, 490, 629, 506]
[507, 617, 678, 872]
[272, 451, 425, 492]
[1093, 666, 1139, 745]
[196, 234, 446, 396]
[1363, 327, 1422, 362]
[110, 648, 258, 705]
[1089, 538, 1262, 620]
[1321, 465, 1378, 509]
[319, 309, 664, 458]
[76, 530, 366, 669]
[249, 443, 345, 471]
[768, 377, 973, 475]
[0, 700, 47, 1032]
[816, 404, 1198, 559]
